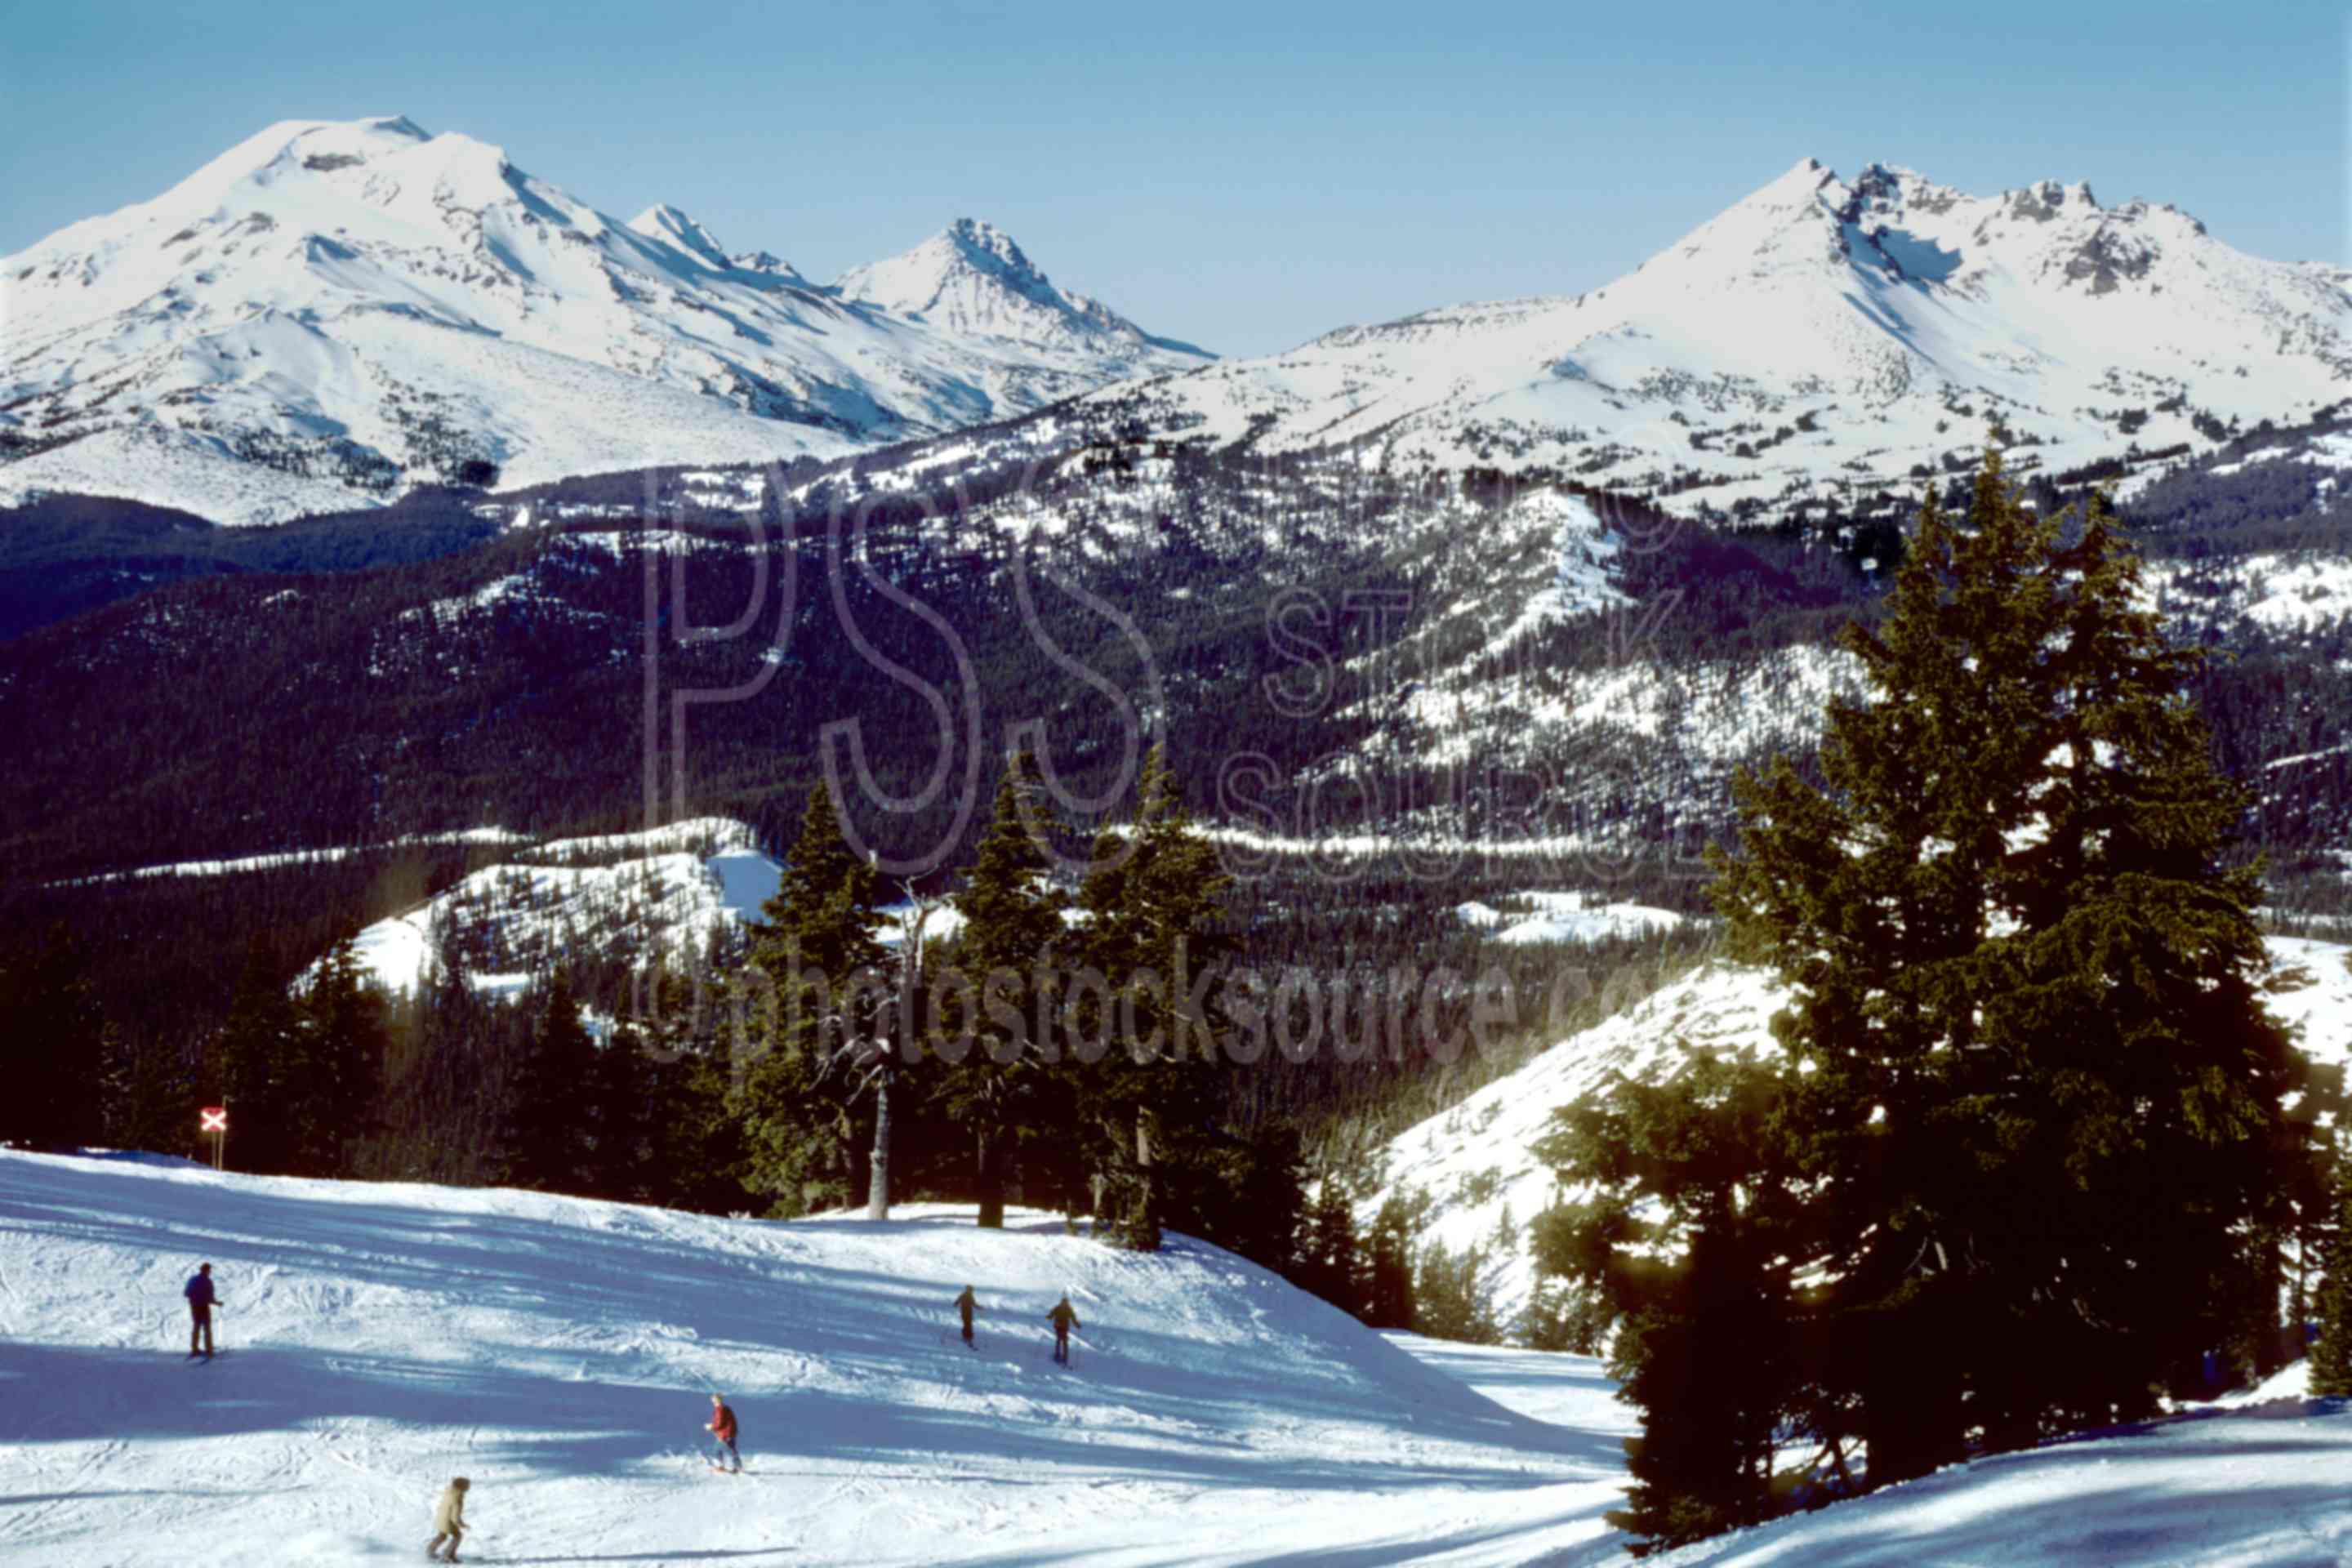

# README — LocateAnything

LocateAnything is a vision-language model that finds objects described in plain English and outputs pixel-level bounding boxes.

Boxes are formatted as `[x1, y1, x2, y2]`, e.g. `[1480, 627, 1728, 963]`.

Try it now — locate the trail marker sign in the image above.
[200, 1107, 228, 1133]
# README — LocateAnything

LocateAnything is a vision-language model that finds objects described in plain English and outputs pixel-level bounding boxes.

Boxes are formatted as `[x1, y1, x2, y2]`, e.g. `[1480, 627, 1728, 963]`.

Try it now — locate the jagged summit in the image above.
[834, 219, 1212, 359]
[1086, 154, 2350, 517]
[0, 116, 1210, 524]
[626, 203, 733, 270]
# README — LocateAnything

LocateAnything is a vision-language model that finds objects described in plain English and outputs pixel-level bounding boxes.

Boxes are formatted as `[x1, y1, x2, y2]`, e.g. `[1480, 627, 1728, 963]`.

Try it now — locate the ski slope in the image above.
[5, 1152, 2350, 1566]
[0, 1152, 1634, 1567]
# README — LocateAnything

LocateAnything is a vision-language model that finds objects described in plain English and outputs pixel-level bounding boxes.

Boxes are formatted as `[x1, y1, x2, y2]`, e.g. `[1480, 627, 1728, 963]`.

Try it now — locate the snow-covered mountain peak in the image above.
[941, 216, 1052, 287]
[1089, 154, 2349, 519]
[626, 202, 733, 270]
[0, 117, 1211, 523]
[834, 219, 1213, 359]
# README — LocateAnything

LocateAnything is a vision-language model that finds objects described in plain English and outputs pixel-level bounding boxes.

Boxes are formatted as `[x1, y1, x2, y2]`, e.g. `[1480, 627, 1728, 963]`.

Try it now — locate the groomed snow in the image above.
[0, 1152, 1633, 1566]
[4, 1152, 2348, 1565]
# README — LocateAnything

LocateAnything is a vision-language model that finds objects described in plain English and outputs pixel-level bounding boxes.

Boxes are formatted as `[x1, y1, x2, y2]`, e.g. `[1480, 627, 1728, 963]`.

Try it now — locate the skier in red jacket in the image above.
[706, 1392, 740, 1473]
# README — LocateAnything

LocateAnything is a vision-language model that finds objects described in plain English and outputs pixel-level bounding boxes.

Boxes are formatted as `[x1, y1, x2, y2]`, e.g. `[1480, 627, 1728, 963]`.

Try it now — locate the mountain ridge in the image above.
[1093, 155, 2349, 519]
[0, 116, 1210, 524]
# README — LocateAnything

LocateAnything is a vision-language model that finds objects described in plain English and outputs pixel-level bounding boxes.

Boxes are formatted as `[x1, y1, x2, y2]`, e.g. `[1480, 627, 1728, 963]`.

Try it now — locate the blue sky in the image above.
[2, 1, 2343, 357]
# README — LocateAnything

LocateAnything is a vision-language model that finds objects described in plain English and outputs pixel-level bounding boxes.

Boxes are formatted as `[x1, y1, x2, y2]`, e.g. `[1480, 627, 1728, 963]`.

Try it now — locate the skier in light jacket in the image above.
[425, 1476, 469, 1562]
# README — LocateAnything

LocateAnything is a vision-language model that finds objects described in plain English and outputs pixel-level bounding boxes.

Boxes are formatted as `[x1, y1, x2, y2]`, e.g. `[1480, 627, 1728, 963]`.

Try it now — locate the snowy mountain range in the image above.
[0, 116, 1209, 524]
[1094, 158, 2350, 515]
[10, 137, 2346, 530]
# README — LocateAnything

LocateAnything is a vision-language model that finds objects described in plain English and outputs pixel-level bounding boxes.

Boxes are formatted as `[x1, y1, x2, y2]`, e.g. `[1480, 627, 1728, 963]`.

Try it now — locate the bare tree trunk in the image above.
[976, 1125, 1004, 1229]
[868, 886, 935, 1224]
[866, 1063, 892, 1221]
[1128, 1107, 1160, 1250]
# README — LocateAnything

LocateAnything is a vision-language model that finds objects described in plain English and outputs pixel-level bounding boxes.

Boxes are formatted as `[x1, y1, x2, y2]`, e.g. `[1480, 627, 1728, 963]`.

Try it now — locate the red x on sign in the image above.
[199, 1107, 228, 1133]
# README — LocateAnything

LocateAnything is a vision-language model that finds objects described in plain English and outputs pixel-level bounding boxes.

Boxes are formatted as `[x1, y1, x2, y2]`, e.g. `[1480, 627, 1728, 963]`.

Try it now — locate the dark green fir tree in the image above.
[1709, 452, 2314, 1480]
[735, 782, 890, 1215]
[938, 755, 1071, 1227]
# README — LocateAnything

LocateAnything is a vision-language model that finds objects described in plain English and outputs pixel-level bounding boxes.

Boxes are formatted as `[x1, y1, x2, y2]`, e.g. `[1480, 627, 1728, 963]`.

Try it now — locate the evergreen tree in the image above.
[938, 757, 1071, 1227]
[1074, 745, 1235, 1250]
[292, 927, 391, 1176]
[1294, 1179, 1370, 1319]
[1533, 1049, 1804, 1553]
[212, 937, 302, 1173]
[736, 784, 890, 1214]
[0, 923, 107, 1151]
[1706, 452, 2314, 1481]
[635, 962, 752, 1213]
[1363, 1196, 1418, 1330]
[2311, 1147, 2352, 1396]
[501, 971, 599, 1191]
[101, 1027, 194, 1158]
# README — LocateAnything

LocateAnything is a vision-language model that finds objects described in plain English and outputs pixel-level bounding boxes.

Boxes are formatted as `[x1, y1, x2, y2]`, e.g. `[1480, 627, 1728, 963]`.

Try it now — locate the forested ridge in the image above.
[2, 411, 2347, 1411]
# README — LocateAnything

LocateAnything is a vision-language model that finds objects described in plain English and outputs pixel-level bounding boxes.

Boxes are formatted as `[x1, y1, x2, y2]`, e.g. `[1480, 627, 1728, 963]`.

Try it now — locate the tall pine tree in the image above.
[1074, 745, 1234, 1250]
[1708, 452, 2314, 1481]
[736, 783, 890, 1215]
[938, 756, 1071, 1227]
[212, 937, 302, 1173]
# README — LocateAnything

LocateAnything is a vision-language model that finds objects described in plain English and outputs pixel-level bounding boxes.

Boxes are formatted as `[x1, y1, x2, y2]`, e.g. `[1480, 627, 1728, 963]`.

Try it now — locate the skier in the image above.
[954, 1285, 981, 1348]
[183, 1262, 221, 1358]
[706, 1392, 741, 1473]
[425, 1475, 469, 1563]
[1047, 1293, 1080, 1365]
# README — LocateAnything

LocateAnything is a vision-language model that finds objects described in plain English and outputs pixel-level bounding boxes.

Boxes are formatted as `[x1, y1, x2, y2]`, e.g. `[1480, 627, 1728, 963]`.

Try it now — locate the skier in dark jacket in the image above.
[1047, 1294, 1080, 1365]
[184, 1263, 221, 1358]
[706, 1392, 741, 1473]
[954, 1285, 980, 1348]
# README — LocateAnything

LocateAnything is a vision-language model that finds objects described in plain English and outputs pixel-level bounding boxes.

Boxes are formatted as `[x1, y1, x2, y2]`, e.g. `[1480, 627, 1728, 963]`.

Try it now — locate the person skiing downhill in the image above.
[183, 1263, 221, 1358]
[954, 1285, 981, 1348]
[1047, 1294, 1080, 1365]
[425, 1476, 468, 1562]
[706, 1392, 741, 1473]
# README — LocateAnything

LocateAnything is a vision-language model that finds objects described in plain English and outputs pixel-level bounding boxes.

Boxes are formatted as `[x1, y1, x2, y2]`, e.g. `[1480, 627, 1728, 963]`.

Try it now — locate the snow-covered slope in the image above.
[1377, 936, 2352, 1336]
[341, 819, 780, 998]
[1646, 1394, 2352, 1566]
[0, 117, 1209, 524]
[1095, 158, 2352, 515]
[0, 1152, 1633, 1567]
[1372, 960, 1787, 1330]
[6, 1152, 2349, 1566]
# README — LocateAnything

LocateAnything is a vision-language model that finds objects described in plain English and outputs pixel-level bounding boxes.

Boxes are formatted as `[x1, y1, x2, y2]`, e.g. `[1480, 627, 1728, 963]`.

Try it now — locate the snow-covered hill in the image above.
[1093, 158, 2351, 516]
[1375, 935, 2352, 1336]
[0, 1151, 1633, 1566]
[0, 116, 1209, 524]
[5, 1150, 2350, 1566]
